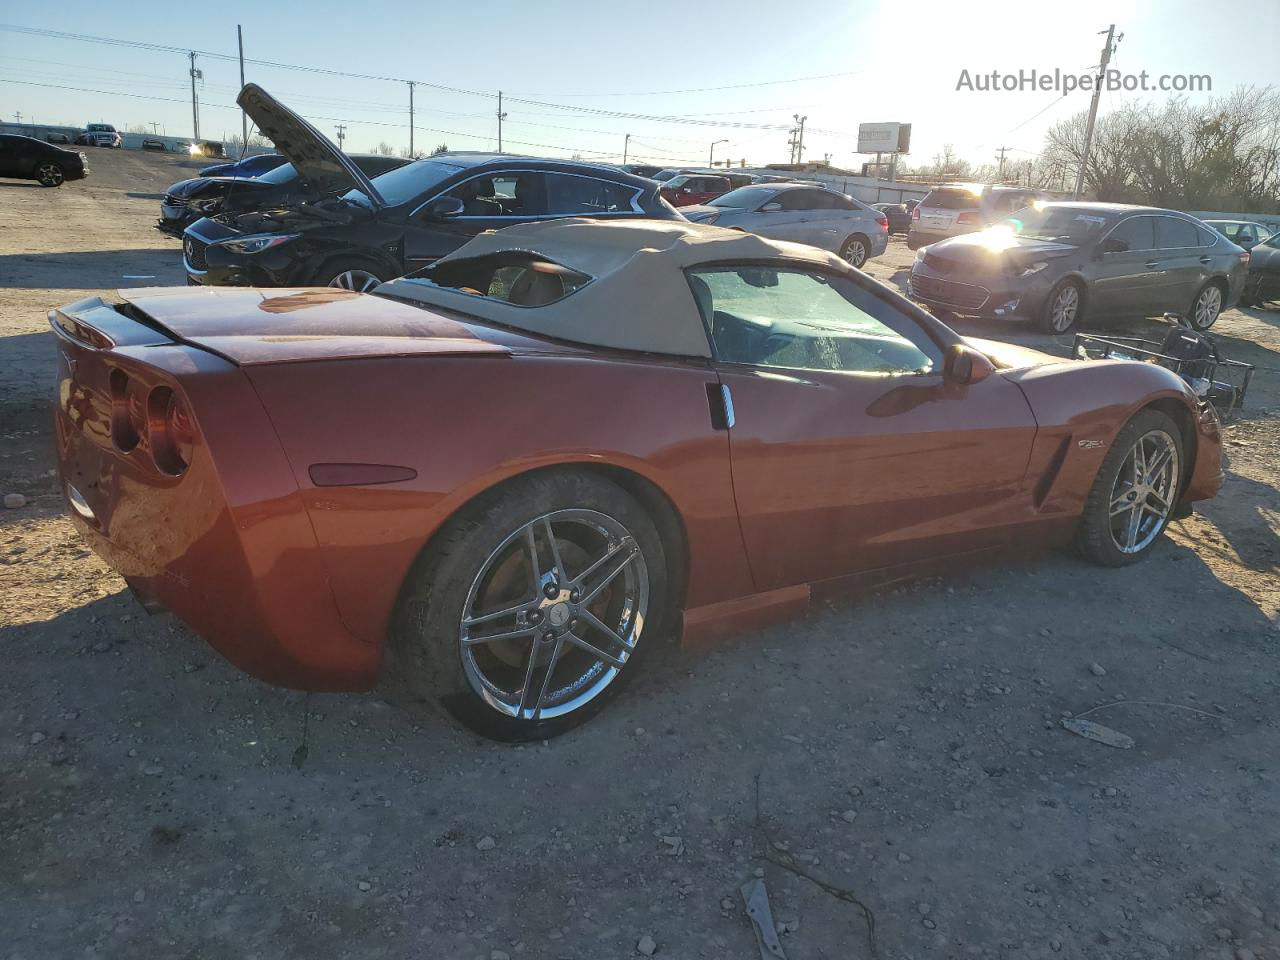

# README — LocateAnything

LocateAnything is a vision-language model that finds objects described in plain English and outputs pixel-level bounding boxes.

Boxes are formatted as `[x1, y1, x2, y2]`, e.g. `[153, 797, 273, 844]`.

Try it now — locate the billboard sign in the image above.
[858, 122, 911, 155]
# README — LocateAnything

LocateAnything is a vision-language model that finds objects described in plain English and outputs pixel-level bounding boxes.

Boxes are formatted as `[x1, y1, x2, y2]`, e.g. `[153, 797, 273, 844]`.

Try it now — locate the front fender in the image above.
[1001, 358, 1211, 519]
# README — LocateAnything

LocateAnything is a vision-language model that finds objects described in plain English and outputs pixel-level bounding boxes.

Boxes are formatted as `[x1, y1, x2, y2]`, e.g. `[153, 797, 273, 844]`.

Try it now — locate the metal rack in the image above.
[1072, 333, 1255, 418]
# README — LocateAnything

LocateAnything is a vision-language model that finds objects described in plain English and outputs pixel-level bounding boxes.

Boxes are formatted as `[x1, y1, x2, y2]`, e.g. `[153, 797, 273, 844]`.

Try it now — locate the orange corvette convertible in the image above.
[52, 218, 1223, 739]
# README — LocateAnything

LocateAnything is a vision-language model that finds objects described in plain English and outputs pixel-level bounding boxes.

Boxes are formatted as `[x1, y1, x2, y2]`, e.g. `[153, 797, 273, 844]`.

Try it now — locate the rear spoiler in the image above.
[49, 296, 175, 351]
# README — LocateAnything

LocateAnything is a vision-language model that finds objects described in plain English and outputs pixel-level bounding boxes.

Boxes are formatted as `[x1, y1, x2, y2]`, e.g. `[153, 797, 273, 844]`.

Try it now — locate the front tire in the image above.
[1039, 279, 1085, 334]
[1188, 281, 1223, 330]
[393, 470, 668, 741]
[35, 162, 65, 187]
[319, 260, 388, 292]
[1075, 409, 1183, 566]
[840, 234, 871, 269]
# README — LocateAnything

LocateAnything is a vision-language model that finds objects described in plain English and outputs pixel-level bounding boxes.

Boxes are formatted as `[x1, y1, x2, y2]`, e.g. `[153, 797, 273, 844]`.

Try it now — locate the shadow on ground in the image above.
[0, 250, 183, 289]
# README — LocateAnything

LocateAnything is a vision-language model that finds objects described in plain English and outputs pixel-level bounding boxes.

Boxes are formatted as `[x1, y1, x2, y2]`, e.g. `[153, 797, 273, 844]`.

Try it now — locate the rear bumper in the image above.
[51, 312, 378, 690]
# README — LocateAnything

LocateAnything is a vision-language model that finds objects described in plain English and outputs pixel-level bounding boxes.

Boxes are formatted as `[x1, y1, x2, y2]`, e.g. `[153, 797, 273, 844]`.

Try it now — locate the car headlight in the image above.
[1017, 260, 1049, 277]
[193, 198, 223, 213]
[216, 234, 300, 255]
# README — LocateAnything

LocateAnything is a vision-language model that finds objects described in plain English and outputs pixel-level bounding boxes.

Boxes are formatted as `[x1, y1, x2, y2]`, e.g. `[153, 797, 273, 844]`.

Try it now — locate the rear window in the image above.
[1157, 216, 1201, 249]
[921, 187, 981, 210]
[401, 252, 592, 307]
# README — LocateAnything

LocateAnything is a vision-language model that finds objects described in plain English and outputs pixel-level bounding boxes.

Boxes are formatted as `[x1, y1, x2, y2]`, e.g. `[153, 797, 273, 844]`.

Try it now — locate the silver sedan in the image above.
[681, 183, 889, 268]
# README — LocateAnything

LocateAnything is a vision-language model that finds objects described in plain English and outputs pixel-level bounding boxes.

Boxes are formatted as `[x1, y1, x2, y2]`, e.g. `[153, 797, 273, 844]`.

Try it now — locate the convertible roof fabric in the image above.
[375, 218, 848, 358]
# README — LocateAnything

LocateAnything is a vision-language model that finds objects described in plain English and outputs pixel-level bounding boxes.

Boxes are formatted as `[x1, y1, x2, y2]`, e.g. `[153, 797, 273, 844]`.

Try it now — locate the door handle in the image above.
[1199, 256, 1212, 264]
[1144, 260, 1160, 269]
[705, 383, 735, 430]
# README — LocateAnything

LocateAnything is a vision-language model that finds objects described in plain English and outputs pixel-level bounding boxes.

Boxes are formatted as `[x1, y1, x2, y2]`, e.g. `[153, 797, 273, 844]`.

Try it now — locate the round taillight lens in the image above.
[147, 386, 195, 476]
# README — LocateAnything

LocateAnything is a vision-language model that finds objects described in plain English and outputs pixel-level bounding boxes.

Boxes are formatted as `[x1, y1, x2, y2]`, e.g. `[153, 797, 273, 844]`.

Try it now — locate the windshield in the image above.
[653, 170, 679, 182]
[709, 186, 780, 209]
[1002, 205, 1113, 244]
[255, 162, 300, 185]
[342, 158, 464, 208]
[88, 124, 114, 132]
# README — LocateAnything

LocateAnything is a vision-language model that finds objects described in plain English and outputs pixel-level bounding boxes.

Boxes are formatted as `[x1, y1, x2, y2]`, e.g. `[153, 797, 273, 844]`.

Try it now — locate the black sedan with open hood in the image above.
[182, 84, 681, 290]
[908, 202, 1247, 333]
[158, 151, 407, 238]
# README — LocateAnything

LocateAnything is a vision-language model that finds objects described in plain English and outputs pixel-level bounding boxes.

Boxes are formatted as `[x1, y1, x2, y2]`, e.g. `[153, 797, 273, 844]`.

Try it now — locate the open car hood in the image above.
[236, 83, 384, 208]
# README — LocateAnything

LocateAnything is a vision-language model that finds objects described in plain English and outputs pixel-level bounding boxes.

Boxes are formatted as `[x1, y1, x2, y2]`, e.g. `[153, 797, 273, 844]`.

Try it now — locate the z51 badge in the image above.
[1078, 439, 1106, 449]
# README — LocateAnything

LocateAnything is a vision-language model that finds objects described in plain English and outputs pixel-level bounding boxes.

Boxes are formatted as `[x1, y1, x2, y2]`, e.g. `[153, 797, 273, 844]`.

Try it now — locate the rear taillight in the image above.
[109, 369, 141, 452]
[874, 212, 889, 231]
[147, 386, 195, 476]
[911, 206, 921, 220]
[956, 212, 981, 225]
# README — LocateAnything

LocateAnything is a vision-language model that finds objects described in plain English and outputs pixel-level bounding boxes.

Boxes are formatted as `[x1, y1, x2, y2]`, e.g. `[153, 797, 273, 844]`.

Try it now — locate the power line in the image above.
[527, 70, 864, 98]
[0, 24, 856, 136]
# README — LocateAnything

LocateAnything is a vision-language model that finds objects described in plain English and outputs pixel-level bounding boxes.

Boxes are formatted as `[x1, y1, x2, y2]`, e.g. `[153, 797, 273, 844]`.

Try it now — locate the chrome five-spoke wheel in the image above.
[1107, 428, 1179, 554]
[460, 509, 649, 722]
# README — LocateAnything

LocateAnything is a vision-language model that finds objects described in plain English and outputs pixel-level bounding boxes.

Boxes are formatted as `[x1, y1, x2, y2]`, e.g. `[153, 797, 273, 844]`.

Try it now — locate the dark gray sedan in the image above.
[908, 202, 1249, 333]
[681, 183, 889, 268]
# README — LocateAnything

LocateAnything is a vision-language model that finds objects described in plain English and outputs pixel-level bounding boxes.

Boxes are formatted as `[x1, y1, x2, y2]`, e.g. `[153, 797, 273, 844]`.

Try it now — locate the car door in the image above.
[794, 191, 864, 249]
[402, 171, 549, 269]
[747, 189, 818, 242]
[0, 136, 19, 177]
[1155, 215, 1210, 313]
[1091, 215, 1162, 317]
[691, 264, 1037, 589]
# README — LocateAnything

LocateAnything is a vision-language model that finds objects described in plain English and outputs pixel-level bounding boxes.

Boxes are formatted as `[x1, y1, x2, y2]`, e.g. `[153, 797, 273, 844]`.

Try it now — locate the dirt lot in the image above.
[3, 150, 1279, 960]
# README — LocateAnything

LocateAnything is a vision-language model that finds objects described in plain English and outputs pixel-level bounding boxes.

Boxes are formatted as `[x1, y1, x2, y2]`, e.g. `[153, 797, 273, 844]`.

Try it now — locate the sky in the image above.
[1, 0, 1274, 170]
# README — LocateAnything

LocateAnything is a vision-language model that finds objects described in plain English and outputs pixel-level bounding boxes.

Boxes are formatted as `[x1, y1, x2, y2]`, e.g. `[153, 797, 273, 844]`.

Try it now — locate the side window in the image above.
[1157, 216, 1200, 249]
[688, 266, 941, 375]
[445, 173, 547, 217]
[1105, 216, 1156, 253]
[778, 190, 820, 211]
[545, 174, 638, 215]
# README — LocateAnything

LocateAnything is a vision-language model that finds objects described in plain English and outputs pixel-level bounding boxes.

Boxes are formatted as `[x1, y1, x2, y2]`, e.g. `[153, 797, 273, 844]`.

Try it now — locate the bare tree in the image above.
[373, 141, 395, 156]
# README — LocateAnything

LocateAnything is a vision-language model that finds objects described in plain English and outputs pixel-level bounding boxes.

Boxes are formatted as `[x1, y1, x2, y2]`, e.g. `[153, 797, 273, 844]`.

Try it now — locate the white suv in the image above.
[907, 184, 1047, 250]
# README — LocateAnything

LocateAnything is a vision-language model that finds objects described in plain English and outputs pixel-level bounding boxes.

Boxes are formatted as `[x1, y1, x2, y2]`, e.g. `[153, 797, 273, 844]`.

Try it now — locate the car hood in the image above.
[965, 336, 1068, 370]
[236, 83, 384, 209]
[166, 176, 278, 199]
[923, 230, 1078, 271]
[114, 287, 509, 365]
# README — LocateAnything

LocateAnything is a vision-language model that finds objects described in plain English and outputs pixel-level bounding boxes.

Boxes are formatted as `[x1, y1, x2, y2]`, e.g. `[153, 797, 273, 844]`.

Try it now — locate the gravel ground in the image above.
[2, 151, 1279, 960]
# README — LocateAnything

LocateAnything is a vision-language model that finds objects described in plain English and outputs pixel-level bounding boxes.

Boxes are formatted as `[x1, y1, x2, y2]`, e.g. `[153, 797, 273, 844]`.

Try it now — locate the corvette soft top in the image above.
[376, 218, 847, 359]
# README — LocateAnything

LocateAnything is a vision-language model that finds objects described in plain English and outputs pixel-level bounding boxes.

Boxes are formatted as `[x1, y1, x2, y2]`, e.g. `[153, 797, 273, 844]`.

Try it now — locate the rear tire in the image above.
[1075, 409, 1184, 567]
[392, 470, 669, 741]
[1039, 278, 1085, 334]
[1187, 280, 1224, 330]
[840, 234, 871, 269]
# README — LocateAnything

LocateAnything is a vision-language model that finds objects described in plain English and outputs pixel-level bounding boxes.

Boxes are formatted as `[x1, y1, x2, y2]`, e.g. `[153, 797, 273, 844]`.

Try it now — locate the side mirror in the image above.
[424, 196, 464, 219]
[944, 344, 995, 385]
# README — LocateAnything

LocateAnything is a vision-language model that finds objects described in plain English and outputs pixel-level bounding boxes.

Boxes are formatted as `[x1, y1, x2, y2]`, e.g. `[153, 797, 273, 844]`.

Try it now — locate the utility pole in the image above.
[406, 81, 416, 157]
[496, 91, 507, 152]
[622, 133, 630, 164]
[709, 138, 728, 167]
[188, 51, 201, 141]
[1074, 23, 1118, 200]
[787, 125, 799, 164]
[237, 25, 247, 149]
[13, 111, 21, 124]
[149, 122, 159, 134]
[995, 145, 1009, 179]
[334, 124, 346, 150]
[792, 114, 807, 165]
